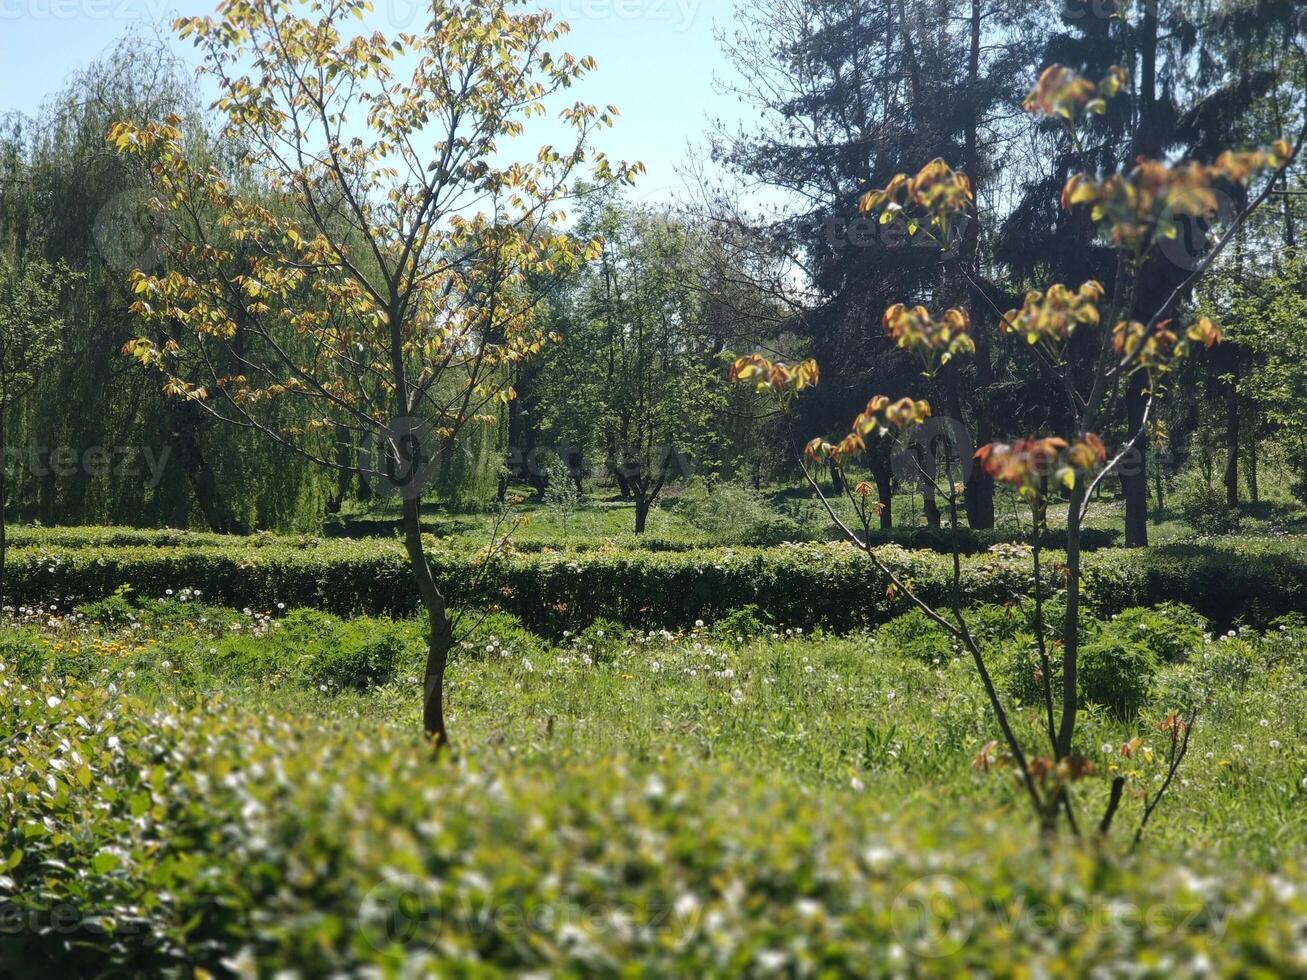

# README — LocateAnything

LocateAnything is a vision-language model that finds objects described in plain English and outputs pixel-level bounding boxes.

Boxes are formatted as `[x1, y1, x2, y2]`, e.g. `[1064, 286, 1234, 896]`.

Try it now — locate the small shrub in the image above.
[970, 603, 1036, 646]
[0, 628, 51, 677]
[568, 617, 627, 664]
[1175, 471, 1242, 534]
[996, 640, 1050, 707]
[457, 609, 548, 661]
[875, 609, 955, 665]
[76, 585, 139, 626]
[305, 620, 411, 691]
[675, 478, 809, 545]
[998, 632, 1157, 718]
[714, 604, 772, 641]
[1201, 635, 1258, 690]
[1078, 636, 1158, 719]
[1103, 603, 1208, 664]
[1150, 663, 1206, 717]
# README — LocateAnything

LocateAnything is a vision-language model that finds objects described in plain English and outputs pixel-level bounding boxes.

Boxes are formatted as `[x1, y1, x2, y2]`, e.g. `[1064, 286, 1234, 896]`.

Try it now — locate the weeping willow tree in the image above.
[0, 37, 335, 531]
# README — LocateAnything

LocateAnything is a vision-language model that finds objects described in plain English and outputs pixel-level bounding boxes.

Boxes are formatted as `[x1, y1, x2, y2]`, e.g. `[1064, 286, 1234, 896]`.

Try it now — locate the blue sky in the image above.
[0, 0, 746, 201]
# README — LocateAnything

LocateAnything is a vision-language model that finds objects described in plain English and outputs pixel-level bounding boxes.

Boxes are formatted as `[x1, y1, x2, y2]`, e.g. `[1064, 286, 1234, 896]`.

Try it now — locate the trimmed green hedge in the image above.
[10, 670, 1307, 974]
[13, 521, 1120, 555]
[9, 533, 1305, 632]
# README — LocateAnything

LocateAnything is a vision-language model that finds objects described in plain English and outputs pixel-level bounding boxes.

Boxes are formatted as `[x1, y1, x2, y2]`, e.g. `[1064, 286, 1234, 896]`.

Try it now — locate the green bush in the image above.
[74, 585, 139, 626]
[1201, 634, 1259, 690]
[1077, 636, 1158, 719]
[7, 669, 1307, 975]
[875, 608, 956, 665]
[565, 617, 628, 665]
[305, 620, 411, 691]
[713, 604, 772, 640]
[456, 608, 549, 661]
[1175, 471, 1242, 534]
[996, 627, 1157, 719]
[1101, 603, 1208, 664]
[673, 478, 812, 545]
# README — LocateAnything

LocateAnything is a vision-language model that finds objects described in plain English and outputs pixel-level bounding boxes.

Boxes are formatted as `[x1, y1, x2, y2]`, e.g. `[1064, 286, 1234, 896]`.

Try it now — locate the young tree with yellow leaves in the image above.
[734, 63, 1301, 838]
[110, 0, 640, 749]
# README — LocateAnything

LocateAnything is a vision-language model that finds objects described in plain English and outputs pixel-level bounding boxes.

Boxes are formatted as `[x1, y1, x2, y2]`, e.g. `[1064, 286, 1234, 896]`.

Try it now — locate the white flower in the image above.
[522, 658, 534, 673]
[850, 776, 865, 792]
[1270, 740, 1282, 750]
[1260, 719, 1270, 727]
[694, 619, 704, 629]
[755, 950, 787, 971]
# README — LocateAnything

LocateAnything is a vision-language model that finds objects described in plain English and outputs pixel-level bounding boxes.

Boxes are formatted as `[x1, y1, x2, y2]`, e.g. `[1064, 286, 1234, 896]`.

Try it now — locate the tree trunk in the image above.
[922, 483, 941, 528]
[1245, 410, 1259, 503]
[327, 424, 352, 515]
[959, 0, 995, 531]
[401, 494, 452, 748]
[614, 470, 632, 499]
[0, 414, 7, 612]
[172, 401, 246, 534]
[828, 457, 846, 496]
[1122, 373, 1149, 547]
[1120, 0, 1161, 550]
[634, 494, 651, 534]
[1056, 483, 1087, 759]
[870, 442, 893, 529]
[1224, 366, 1240, 509]
[1152, 455, 1165, 521]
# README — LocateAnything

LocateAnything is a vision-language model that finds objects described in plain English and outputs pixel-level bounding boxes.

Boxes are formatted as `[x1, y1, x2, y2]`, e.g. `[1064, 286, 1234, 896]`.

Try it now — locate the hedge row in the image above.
[12, 521, 1120, 555]
[12, 670, 1307, 974]
[10, 534, 1305, 632]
